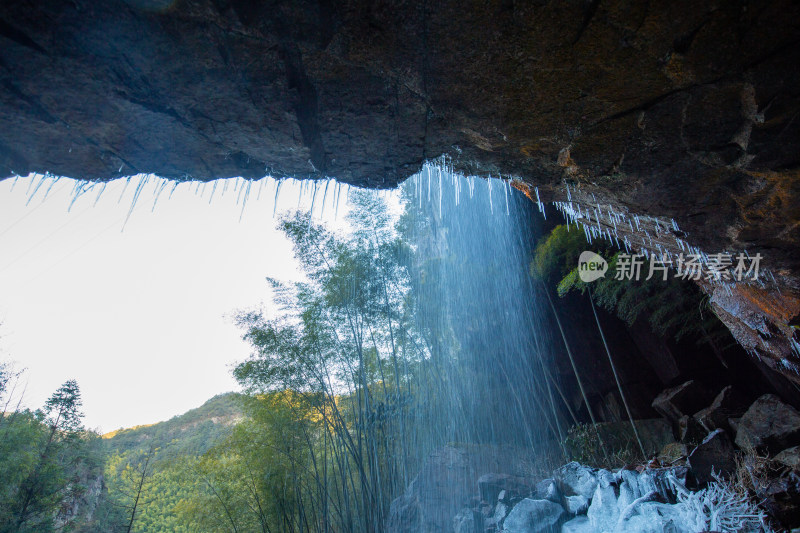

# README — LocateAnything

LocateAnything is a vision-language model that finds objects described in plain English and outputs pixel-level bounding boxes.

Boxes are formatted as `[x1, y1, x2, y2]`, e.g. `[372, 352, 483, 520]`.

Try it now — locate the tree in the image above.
[224, 190, 420, 532]
[7, 379, 85, 533]
[107, 446, 157, 533]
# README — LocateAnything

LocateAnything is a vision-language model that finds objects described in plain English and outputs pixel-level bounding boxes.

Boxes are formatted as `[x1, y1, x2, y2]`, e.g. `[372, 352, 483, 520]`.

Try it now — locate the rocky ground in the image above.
[387, 388, 800, 532]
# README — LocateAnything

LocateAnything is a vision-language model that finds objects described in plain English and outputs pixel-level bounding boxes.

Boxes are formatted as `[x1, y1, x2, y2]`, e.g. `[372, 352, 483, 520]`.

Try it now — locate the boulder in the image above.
[562, 494, 589, 515]
[595, 469, 616, 489]
[487, 501, 508, 529]
[478, 473, 529, 505]
[762, 471, 800, 527]
[657, 442, 688, 465]
[735, 395, 800, 453]
[534, 479, 561, 503]
[561, 515, 593, 533]
[677, 415, 707, 445]
[616, 470, 639, 512]
[586, 484, 619, 532]
[553, 462, 598, 501]
[386, 445, 533, 533]
[775, 446, 800, 470]
[693, 386, 747, 433]
[688, 429, 737, 485]
[651, 381, 712, 427]
[502, 499, 564, 533]
[620, 502, 677, 533]
[620, 466, 688, 503]
[452, 508, 475, 533]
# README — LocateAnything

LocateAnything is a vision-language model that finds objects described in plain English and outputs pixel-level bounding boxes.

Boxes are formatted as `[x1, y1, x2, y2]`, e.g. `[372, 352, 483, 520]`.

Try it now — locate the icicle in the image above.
[503, 178, 510, 216]
[427, 164, 431, 202]
[93, 181, 109, 207]
[168, 180, 181, 201]
[25, 174, 37, 196]
[41, 176, 61, 202]
[25, 174, 48, 206]
[151, 179, 169, 212]
[257, 177, 266, 201]
[273, 179, 284, 218]
[320, 179, 331, 216]
[438, 166, 442, 218]
[68, 180, 92, 212]
[117, 176, 133, 204]
[122, 174, 150, 230]
[488, 177, 493, 214]
[239, 179, 252, 222]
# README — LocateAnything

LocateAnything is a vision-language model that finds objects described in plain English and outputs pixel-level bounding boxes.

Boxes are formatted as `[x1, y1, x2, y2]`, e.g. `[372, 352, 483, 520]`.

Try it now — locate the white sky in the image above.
[0, 174, 384, 433]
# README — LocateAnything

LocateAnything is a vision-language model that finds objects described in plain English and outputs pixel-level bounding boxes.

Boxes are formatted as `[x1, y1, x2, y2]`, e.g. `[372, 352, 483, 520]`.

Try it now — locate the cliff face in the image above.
[1, 1, 799, 375]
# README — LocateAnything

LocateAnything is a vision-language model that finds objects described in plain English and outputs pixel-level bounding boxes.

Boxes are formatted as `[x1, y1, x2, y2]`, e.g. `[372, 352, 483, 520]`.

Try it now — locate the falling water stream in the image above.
[400, 161, 569, 466]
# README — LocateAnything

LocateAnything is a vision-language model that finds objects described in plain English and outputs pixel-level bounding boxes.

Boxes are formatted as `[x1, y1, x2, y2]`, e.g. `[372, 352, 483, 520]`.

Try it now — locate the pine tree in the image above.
[10, 380, 84, 532]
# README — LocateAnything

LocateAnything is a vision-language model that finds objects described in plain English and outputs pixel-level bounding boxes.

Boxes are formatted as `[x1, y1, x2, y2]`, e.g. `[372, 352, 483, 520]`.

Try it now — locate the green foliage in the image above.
[530, 224, 591, 282]
[176, 393, 319, 533]
[0, 378, 101, 533]
[99, 393, 244, 533]
[533, 225, 734, 348]
[563, 423, 638, 469]
[43, 380, 84, 433]
[103, 392, 243, 460]
[216, 189, 423, 532]
[0, 383, 244, 533]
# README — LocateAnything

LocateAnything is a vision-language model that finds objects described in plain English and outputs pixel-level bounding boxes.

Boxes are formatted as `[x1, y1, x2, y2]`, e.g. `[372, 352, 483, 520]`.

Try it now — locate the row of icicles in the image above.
[6, 159, 777, 293]
[7, 171, 363, 229]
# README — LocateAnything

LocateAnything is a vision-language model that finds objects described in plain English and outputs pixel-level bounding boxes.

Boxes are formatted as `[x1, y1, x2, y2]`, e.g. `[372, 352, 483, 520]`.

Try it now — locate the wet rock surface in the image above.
[651, 380, 711, 428]
[593, 419, 674, 458]
[687, 428, 737, 485]
[693, 386, 748, 434]
[762, 470, 800, 527]
[385, 384, 800, 531]
[735, 394, 800, 454]
[554, 462, 599, 502]
[385, 445, 533, 533]
[503, 499, 564, 533]
[775, 446, 800, 470]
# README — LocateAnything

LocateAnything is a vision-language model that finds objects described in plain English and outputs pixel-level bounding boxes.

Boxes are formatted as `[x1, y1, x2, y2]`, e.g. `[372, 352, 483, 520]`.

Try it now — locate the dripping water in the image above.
[400, 161, 568, 476]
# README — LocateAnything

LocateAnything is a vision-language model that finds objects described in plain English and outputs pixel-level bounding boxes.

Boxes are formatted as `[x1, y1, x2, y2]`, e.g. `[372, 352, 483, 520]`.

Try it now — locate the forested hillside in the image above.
[103, 392, 243, 459]
[97, 392, 244, 533]
[0, 372, 245, 533]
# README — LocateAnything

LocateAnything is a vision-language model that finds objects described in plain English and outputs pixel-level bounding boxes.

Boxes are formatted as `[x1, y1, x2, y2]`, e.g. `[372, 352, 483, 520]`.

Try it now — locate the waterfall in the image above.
[399, 161, 568, 469]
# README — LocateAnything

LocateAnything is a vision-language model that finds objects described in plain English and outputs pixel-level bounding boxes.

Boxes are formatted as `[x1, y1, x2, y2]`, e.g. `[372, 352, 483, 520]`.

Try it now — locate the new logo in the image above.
[578, 251, 608, 282]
